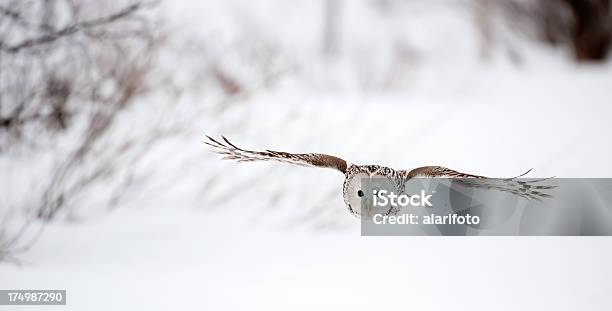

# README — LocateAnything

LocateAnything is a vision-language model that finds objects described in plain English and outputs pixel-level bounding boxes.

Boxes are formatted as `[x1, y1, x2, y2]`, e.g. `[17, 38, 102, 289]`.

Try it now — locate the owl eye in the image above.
[357, 190, 364, 197]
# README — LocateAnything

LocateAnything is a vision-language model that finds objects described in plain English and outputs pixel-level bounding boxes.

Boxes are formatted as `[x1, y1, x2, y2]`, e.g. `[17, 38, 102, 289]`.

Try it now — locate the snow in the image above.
[2, 208, 612, 310]
[2, 0, 612, 310]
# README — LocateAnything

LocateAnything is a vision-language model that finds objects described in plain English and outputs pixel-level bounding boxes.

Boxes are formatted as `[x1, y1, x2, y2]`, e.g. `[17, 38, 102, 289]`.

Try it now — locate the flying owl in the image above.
[205, 136, 553, 217]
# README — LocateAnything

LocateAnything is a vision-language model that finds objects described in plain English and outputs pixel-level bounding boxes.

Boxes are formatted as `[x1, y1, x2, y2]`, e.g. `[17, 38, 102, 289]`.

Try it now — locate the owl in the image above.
[205, 136, 553, 217]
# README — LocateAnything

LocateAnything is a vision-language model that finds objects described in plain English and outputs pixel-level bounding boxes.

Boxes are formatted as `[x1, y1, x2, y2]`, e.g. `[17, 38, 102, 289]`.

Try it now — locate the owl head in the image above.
[342, 165, 401, 218]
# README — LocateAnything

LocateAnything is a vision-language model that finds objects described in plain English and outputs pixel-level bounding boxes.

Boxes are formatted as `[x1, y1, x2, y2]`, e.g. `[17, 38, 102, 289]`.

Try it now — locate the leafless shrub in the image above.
[0, 212, 44, 265]
[0, 0, 158, 150]
[562, 0, 610, 61]
[485, 0, 610, 61]
[0, 0, 161, 260]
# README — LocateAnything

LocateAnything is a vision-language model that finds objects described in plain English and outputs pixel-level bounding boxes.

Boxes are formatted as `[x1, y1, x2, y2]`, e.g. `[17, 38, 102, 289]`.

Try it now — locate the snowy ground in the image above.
[2, 208, 612, 310]
[2, 0, 612, 310]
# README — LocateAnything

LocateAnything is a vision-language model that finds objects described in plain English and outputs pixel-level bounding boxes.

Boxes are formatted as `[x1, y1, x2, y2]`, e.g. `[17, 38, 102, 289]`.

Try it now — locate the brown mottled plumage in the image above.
[205, 135, 553, 217]
[205, 135, 347, 173]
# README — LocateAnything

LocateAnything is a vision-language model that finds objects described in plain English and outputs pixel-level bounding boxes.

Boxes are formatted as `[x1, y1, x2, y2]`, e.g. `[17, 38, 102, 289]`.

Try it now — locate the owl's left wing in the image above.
[402, 166, 554, 200]
[205, 135, 348, 174]
[404, 166, 487, 179]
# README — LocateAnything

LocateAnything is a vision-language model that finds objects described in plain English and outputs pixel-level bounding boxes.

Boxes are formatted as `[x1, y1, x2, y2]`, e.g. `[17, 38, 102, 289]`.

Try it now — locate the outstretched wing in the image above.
[204, 135, 348, 174]
[404, 166, 488, 179]
[403, 166, 554, 200]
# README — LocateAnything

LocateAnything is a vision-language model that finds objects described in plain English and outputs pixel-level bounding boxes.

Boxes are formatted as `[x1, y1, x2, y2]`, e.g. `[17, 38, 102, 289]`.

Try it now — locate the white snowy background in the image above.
[1, 0, 612, 310]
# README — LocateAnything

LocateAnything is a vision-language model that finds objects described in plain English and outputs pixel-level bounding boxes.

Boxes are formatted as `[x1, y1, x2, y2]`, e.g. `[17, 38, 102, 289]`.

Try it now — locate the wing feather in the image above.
[204, 135, 347, 174]
[403, 166, 554, 200]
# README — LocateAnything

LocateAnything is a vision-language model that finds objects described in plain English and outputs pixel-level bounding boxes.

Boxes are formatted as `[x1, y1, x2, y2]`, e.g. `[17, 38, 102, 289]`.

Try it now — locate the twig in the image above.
[0, 3, 142, 54]
[0, 5, 50, 30]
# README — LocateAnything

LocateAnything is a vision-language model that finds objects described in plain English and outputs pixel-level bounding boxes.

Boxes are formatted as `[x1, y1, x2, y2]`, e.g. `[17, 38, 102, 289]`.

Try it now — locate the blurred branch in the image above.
[322, 0, 342, 57]
[0, 2, 142, 54]
[477, 0, 493, 61]
[1, 0, 162, 241]
[0, 6, 43, 29]
[494, 0, 609, 62]
[0, 211, 45, 265]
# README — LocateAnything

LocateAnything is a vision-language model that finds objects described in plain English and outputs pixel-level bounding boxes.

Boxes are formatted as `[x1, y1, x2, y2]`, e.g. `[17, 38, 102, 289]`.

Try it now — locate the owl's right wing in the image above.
[204, 135, 348, 174]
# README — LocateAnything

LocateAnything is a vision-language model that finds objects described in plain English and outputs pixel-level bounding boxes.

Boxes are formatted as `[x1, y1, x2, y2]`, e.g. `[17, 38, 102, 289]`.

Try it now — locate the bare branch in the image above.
[0, 2, 143, 54]
[0, 5, 49, 30]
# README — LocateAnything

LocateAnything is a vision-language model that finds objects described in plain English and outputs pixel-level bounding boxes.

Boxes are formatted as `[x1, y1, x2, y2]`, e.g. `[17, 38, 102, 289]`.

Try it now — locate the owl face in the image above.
[342, 165, 400, 218]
